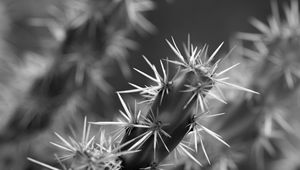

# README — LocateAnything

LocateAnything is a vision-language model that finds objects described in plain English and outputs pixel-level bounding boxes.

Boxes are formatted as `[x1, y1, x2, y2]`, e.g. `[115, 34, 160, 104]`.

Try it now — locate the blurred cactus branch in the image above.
[203, 1, 300, 169]
[0, 0, 155, 144]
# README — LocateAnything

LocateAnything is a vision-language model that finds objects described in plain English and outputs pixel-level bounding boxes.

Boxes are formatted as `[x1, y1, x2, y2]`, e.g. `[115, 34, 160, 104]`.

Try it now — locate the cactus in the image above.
[28, 36, 257, 169]
[1, 0, 300, 170]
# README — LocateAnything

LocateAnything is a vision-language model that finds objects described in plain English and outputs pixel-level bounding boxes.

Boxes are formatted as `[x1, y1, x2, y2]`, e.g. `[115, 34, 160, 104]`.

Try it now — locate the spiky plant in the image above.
[28, 117, 140, 170]
[28, 36, 257, 170]
[110, 37, 257, 169]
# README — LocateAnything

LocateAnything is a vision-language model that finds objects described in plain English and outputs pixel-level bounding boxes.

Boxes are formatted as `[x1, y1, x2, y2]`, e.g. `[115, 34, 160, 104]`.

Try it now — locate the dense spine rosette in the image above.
[28, 117, 138, 170]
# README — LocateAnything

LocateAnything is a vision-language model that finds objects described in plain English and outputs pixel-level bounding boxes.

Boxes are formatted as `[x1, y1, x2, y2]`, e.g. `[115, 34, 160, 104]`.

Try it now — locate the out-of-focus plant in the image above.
[195, 0, 300, 170]
[0, 0, 155, 170]
[0, 0, 155, 143]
